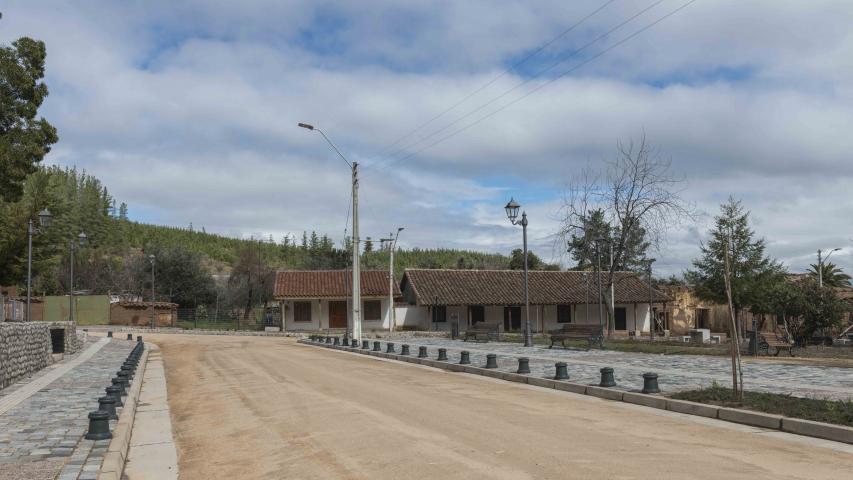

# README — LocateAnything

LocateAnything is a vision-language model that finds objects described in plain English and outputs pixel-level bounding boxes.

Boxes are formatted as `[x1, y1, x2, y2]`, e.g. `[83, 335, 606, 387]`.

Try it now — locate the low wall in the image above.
[0, 322, 52, 390]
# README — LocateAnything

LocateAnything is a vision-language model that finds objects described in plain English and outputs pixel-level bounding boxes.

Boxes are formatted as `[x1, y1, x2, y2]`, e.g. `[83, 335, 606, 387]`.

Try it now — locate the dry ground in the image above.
[147, 334, 853, 480]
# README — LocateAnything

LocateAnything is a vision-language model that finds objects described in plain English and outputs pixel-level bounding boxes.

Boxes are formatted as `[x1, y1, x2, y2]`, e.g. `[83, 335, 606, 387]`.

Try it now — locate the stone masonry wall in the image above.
[0, 322, 52, 390]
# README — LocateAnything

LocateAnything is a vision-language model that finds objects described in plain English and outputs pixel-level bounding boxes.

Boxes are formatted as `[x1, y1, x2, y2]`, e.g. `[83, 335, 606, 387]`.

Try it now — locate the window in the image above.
[557, 305, 572, 324]
[433, 305, 447, 323]
[469, 305, 484, 324]
[363, 300, 382, 321]
[293, 301, 312, 322]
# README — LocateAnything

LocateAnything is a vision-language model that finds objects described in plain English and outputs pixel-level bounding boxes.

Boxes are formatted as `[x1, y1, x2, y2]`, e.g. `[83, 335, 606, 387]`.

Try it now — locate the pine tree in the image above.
[685, 197, 785, 330]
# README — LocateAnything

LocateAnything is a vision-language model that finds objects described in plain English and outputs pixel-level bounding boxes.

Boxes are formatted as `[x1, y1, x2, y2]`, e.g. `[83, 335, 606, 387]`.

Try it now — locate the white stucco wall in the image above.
[281, 297, 391, 331]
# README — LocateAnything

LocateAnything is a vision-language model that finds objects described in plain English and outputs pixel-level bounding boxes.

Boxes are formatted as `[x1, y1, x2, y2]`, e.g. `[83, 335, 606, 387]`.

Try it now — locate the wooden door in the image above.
[329, 301, 347, 328]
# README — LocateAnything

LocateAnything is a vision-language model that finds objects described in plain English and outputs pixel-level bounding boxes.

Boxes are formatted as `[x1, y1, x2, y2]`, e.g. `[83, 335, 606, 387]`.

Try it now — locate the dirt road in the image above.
[149, 335, 852, 480]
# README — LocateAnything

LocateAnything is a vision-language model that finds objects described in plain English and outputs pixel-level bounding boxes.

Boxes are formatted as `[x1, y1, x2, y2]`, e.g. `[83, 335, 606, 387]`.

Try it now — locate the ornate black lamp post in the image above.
[26, 208, 53, 321]
[504, 198, 532, 347]
[69, 232, 87, 323]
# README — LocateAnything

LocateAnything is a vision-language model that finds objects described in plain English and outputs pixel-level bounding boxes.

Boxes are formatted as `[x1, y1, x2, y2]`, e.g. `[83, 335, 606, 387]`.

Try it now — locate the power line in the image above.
[367, 0, 666, 173]
[363, 0, 620, 171]
[376, 0, 698, 172]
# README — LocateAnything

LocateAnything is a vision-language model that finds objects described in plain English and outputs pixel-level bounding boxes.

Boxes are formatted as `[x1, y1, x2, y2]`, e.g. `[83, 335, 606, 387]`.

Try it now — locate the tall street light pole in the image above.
[595, 238, 604, 337]
[381, 228, 404, 332]
[504, 198, 532, 347]
[816, 248, 841, 288]
[148, 254, 156, 328]
[69, 232, 87, 323]
[299, 122, 362, 342]
[26, 209, 53, 321]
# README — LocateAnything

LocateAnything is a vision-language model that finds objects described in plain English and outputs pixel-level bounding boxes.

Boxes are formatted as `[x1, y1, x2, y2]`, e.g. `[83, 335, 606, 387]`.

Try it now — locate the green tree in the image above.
[1, 37, 58, 203]
[685, 197, 785, 332]
[139, 244, 216, 308]
[567, 209, 650, 271]
[808, 262, 852, 288]
[508, 249, 558, 271]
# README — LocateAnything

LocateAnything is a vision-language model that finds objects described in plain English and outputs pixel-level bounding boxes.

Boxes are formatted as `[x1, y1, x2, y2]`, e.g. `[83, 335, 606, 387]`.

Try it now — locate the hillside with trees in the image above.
[1, 166, 557, 309]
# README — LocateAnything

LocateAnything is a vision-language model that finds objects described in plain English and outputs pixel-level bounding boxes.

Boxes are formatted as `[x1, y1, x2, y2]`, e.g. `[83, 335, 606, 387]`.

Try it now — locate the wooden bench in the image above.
[463, 322, 500, 342]
[548, 324, 604, 350]
[759, 330, 795, 357]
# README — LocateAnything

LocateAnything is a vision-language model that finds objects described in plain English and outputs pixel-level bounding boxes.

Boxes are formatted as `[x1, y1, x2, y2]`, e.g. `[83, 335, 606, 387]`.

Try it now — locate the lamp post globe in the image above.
[38, 208, 53, 228]
[504, 198, 520, 223]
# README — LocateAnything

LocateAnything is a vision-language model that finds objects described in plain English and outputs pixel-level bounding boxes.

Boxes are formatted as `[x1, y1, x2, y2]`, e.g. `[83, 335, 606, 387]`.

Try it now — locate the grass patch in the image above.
[671, 384, 853, 427]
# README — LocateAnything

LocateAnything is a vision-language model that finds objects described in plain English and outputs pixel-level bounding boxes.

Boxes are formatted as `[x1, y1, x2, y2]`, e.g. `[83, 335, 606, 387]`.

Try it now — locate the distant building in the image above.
[399, 269, 670, 334]
[273, 270, 399, 331]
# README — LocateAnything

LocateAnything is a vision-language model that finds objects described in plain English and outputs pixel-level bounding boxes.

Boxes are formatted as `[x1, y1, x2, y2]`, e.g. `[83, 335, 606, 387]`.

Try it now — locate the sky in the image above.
[2, 0, 852, 276]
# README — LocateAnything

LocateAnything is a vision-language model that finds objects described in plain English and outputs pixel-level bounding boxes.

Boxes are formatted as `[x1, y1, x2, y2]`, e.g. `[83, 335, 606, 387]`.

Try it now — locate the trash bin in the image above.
[689, 330, 705, 345]
[451, 321, 459, 340]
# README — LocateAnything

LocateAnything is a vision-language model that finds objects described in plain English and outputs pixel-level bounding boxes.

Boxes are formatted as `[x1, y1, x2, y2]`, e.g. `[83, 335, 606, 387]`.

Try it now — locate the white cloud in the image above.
[2, 0, 852, 276]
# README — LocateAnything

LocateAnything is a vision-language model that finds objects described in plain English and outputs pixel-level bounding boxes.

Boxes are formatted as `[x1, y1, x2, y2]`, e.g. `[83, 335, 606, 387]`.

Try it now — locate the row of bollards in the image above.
[305, 336, 661, 393]
[85, 336, 145, 440]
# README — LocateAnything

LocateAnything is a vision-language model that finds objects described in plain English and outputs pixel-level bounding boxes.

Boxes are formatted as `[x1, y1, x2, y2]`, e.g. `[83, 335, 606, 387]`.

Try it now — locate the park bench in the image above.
[548, 324, 604, 350]
[463, 322, 500, 342]
[758, 329, 795, 357]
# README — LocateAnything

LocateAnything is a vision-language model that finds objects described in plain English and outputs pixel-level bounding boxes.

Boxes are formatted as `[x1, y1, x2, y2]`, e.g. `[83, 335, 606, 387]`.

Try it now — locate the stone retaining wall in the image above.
[0, 322, 52, 390]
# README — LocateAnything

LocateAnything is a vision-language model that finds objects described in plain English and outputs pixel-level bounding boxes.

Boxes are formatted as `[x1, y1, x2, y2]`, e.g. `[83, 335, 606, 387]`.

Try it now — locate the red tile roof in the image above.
[273, 270, 398, 298]
[401, 269, 671, 306]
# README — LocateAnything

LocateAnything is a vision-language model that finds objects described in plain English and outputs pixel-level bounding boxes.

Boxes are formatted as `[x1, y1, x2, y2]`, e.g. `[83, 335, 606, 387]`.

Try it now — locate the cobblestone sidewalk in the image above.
[0, 337, 136, 480]
[378, 336, 853, 400]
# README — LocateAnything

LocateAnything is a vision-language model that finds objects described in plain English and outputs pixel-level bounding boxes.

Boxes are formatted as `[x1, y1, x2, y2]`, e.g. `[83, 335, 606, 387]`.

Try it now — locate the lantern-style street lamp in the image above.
[504, 198, 532, 347]
[26, 209, 53, 321]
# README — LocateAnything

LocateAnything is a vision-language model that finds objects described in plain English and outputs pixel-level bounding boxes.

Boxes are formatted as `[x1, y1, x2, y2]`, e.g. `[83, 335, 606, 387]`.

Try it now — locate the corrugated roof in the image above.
[401, 269, 671, 306]
[273, 270, 398, 298]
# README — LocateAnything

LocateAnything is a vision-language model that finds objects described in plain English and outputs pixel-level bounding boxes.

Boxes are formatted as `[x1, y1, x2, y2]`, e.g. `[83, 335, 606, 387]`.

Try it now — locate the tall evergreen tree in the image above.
[1, 37, 58, 202]
[685, 197, 785, 330]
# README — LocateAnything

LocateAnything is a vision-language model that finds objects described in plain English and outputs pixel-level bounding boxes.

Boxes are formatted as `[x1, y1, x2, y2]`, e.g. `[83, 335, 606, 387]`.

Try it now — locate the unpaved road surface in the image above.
[150, 334, 853, 480]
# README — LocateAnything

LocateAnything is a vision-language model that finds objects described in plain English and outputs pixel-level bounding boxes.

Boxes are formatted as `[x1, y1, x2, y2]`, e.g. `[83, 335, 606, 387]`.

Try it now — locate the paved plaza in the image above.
[379, 336, 853, 400]
[0, 337, 136, 480]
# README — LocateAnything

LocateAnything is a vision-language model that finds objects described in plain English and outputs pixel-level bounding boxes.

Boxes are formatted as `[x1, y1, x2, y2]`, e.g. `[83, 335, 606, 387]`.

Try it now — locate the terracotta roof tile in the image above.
[274, 270, 398, 298]
[401, 269, 670, 306]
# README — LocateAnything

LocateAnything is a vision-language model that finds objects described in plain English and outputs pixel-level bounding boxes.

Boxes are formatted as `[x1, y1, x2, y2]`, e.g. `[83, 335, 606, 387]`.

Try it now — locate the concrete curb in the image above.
[296, 339, 853, 446]
[98, 344, 150, 480]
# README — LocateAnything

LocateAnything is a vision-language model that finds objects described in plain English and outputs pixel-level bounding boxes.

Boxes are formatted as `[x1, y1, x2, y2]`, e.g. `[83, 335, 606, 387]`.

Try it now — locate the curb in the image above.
[98, 344, 150, 480]
[298, 338, 853, 446]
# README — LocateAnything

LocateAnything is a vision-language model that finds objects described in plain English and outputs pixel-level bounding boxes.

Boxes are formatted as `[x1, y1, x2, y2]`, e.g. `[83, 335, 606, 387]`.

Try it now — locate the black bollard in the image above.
[599, 367, 616, 387]
[99, 396, 118, 420]
[117, 371, 131, 387]
[437, 348, 448, 361]
[418, 346, 428, 358]
[517, 357, 531, 374]
[106, 386, 123, 407]
[121, 366, 133, 381]
[554, 362, 569, 380]
[485, 354, 498, 369]
[642, 372, 660, 394]
[107, 331, 113, 338]
[111, 378, 127, 397]
[85, 410, 112, 440]
[459, 351, 471, 365]
[362, 340, 370, 349]
[137, 335, 143, 343]
[127, 333, 133, 341]
[351, 339, 358, 348]
[326, 336, 332, 344]
[373, 341, 381, 352]
[334, 337, 340, 345]
[386, 342, 395, 353]
[401, 344, 410, 355]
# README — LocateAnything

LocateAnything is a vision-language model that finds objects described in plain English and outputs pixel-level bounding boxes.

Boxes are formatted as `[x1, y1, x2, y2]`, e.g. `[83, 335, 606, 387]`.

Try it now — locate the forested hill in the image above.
[2, 166, 544, 298]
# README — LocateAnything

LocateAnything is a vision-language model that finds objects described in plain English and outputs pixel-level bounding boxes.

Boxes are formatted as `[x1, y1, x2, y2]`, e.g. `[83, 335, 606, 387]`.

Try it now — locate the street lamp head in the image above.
[397, 227, 405, 233]
[38, 208, 53, 228]
[148, 254, 155, 262]
[298, 122, 315, 130]
[504, 198, 520, 223]
[77, 232, 87, 247]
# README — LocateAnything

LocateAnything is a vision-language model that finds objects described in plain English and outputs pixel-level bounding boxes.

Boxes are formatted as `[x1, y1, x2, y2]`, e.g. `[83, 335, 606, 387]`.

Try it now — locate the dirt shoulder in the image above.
[148, 334, 853, 480]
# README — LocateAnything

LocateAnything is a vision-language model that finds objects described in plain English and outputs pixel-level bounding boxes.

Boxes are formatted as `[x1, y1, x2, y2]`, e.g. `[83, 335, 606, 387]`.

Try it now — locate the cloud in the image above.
[1, 0, 852, 277]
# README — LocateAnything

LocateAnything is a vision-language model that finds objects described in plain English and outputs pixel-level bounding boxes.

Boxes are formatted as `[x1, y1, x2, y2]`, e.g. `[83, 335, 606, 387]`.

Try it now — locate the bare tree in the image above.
[559, 135, 697, 336]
